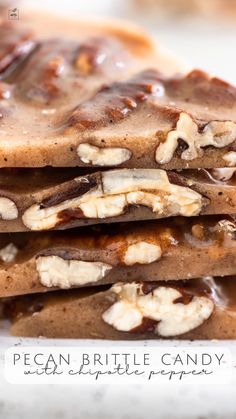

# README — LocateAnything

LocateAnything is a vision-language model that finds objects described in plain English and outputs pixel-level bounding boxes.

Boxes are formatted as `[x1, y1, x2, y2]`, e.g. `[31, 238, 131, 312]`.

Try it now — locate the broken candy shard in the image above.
[68, 69, 165, 129]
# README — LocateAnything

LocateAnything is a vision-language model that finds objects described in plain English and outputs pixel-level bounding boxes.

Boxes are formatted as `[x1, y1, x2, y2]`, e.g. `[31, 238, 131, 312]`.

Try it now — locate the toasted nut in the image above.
[77, 143, 132, 166]
[36, 255, 112, 289]
[0, 197, 18, 220]
[0, 243, 18, 263]
[102, 282, 214, 336]
[156, 112, 236, 164]
[22, 169, 203, 230]
[223, 152, 236, 167]
[124, 241, 162, 265]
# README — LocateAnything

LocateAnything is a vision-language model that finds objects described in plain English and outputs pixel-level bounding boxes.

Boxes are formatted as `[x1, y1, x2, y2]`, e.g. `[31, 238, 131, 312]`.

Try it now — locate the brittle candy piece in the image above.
[4, 277, 236, 339]
[0, 215, 236, 297]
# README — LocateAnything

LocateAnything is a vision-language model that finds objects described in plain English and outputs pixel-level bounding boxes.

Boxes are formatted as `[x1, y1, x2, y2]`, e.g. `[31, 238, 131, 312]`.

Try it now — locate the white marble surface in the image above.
[1, 1, 236, 418]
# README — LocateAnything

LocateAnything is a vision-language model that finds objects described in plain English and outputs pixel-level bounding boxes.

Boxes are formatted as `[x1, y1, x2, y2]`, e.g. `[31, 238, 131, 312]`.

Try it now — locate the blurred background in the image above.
[15, 0, 236, 84]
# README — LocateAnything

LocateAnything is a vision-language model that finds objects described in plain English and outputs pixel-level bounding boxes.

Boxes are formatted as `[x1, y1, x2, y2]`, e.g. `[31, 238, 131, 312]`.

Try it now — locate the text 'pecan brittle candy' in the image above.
[1, 10, 236, 340]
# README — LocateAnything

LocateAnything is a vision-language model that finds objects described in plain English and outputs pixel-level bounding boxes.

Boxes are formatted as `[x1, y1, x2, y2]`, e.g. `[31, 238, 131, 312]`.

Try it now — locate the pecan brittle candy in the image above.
[1, 11, 236, 340]
[0, 216, 236, 298]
